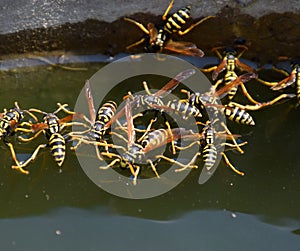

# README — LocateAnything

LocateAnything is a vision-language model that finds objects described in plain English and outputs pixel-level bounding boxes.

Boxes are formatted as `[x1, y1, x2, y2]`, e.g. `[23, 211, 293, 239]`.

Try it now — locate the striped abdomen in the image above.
[97, 101, 117, 123]
[223, 103, 255, 126]
[141, 129, 169, 150]
[91, 101, 117, 139]
[202, 143, 217, 170]
[167, 99, 202, 119]
[49, 133, 66, 166]
[0, 110, 23, 137]
[224, 70, 238, 100]
[164, 6, 191, 34]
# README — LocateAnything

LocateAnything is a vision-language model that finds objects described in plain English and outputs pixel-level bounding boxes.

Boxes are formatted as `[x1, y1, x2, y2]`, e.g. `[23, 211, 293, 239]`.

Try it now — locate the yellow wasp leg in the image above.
[178, 16, 216, 35]
[221, 152, 244, 176]
[147, 159, 160, 178]
[123, 18, 149, 34]
[201, 66, 217, 73]
[156, 153, 199, 172]
[18, 130, 44, 142]
[7, 142, 29, 174]
[11, 143, 48, 173]
[162, 0, 174, 20]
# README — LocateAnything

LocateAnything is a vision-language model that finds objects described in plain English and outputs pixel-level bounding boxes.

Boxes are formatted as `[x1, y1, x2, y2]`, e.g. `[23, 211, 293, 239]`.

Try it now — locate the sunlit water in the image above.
[0, 54, 299, 251]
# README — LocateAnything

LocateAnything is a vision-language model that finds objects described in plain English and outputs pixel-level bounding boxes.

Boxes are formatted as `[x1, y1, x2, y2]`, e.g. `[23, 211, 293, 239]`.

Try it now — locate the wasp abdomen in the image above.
[49, 133, 66, 166]
[223, 104, 255, 126]
[164, 6, 191, 33]
[202, 144, 217, 170]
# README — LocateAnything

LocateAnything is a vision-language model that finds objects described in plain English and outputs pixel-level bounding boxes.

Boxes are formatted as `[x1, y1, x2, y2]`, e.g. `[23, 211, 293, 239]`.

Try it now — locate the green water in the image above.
[0, 57, 299, 251]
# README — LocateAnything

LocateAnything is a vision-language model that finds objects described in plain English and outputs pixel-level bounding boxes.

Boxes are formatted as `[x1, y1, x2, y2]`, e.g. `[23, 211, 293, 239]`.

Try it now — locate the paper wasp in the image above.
[158, 119, 247, 176]
[181, 72, 258, 126]
[105, 69, 199, 153]
[99, 99, 197, 185]
[105, 69, 197, 127]
[68, 80, 118, 160]
[12, 103, 87, 174]
[200, 119, 246, 176]
[124, 0, 215, 56]
[0, 102, 39, 169]
[257, 58, 300, 104]
[201, 45, 263, 103]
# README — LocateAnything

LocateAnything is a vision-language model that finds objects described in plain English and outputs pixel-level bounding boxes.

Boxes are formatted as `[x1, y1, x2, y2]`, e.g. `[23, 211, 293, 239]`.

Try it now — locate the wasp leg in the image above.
[14, 127, 33, 133]
[72, 136, 125, 152]
[123, 18, 149, 34]
[11, 143, 48, 173]
[220, 122, 244, 154]
[222, 141, 248, 149]
[211, 46, 224, 59]
[240, 83, 260, 104]
[162, 0, 174, 20]
[235, 44, 248, 58]
[24, 110, 39, 122]
[126, 37, 147, 50]
[180, 89, 192, 99]
[221, 152, 244, 176]
[228, 93, 296, 110]
[272, 66, 289, 76]
[147, 159, 160, 178]
[178, 16, 216, 35]
[18, 130, 44, 142]
[256, 78, 278, 87]
[142, 81, 153, 95]
[94, 145, 104, 161]
[131, 164, 140, 185]
[7, 142, 29, 174]
[214, 78, 224, 89]
[67, 132, 91, 150]
[110, 131, 128, 144]
[137, 117, 157, 143]
[99, 157, 120, 169]
[164, 119, 176, 155]
[18, 121, 34, 127]
[174, 141, 200, 151]
[156, 153, 200, 172]
[56, 103, 75, 115]
[201, 66, 218, 73]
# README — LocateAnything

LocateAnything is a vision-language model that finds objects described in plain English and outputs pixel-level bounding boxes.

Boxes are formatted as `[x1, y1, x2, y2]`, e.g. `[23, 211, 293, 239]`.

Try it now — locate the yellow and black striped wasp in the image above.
[68, 80, 119, 160]
[257, 58, 300, 104]
[12, 103, 87, 174]
[199, 119, 246, 176]
[124, 0, 215, 56]
[105, 69, 200, 154]
[105, 69, 197, 128]
[0, 102, 39, 168]
[181, 72, 258, 126]
[157, 118, 247, 176]
[201, 45, 261, 104]
[99, 98, 197, 185]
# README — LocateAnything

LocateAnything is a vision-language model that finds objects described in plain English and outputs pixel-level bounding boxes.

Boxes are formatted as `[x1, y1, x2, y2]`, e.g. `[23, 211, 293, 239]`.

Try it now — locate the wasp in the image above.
[181, 72, 258, 126]
[105, 69, 197, 128]
[69, 80, 118, 159]
[201, 45, 261, 103]
[105, 69, 199, 154]
[200, 119, 246, 176]
[159, 119, 247, 176]
[12, 103, 87, 174]
[124, 0, 215, 56]
[99, 99, 198, 185]
[0, 102, 39, 168]
[257, 58, 300, 104]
